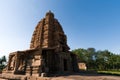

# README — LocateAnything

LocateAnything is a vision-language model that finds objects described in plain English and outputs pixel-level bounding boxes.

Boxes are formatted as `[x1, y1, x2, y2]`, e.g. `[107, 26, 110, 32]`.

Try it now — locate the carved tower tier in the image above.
[30, 11, 70, 52]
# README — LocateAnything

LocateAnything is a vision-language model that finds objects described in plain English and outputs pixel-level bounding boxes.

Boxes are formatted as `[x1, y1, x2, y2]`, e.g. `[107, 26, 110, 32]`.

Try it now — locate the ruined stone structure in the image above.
[78, 63, 87, 70]
[2, 11, 78, 79]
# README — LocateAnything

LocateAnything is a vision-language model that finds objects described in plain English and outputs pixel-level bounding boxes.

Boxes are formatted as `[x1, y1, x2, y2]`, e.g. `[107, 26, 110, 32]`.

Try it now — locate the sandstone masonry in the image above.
[1, 11, 78, 80]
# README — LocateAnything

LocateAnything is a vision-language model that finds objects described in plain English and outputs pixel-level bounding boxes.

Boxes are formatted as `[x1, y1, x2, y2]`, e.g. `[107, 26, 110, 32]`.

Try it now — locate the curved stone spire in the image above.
[30, 11, 70, 52]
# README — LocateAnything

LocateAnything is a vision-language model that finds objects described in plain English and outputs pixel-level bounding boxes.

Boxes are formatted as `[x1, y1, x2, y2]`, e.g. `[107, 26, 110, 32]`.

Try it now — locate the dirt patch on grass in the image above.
[49, 72, 120, 80]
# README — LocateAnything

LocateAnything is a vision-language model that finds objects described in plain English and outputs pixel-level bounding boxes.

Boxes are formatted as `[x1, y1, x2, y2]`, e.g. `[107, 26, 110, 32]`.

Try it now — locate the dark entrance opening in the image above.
[63, 59, 68, 71]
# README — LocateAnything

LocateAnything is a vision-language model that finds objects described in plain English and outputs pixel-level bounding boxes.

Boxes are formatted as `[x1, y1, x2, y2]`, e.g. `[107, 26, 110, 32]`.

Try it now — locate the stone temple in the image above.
[1, 11, 78, 79]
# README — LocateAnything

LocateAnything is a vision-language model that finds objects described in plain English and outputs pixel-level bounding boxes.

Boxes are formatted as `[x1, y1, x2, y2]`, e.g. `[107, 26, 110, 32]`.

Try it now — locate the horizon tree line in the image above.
[72, 48, 120, 70]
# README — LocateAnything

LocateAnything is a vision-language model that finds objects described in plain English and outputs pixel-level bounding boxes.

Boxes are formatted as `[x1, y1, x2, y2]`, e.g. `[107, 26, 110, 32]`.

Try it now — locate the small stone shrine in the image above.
[2, 11, 78, 78]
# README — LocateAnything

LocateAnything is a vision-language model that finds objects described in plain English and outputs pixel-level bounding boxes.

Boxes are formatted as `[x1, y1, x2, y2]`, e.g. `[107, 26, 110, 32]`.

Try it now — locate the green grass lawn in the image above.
[98, 70, 120, 76]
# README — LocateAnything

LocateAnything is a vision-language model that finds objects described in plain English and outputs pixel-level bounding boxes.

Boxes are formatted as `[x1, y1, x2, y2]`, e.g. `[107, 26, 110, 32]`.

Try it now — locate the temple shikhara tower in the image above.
[1, 11, 78, 79]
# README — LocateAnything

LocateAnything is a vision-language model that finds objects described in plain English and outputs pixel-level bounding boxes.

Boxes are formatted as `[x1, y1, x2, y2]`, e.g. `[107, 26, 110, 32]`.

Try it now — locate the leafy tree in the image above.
[0, 56, 7, 71]
[72, 48, 87, 62]
[72, 48, 120, 71]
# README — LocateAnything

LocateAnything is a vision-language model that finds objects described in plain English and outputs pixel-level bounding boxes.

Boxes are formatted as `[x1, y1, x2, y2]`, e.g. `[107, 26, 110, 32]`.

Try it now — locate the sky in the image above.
[0, 0, 120, 57]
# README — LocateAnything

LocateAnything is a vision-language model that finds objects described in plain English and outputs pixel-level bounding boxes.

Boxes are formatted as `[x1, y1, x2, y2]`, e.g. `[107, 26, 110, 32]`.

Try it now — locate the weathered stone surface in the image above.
[30, 11, 70, 52]
[1, 11, 78, 79]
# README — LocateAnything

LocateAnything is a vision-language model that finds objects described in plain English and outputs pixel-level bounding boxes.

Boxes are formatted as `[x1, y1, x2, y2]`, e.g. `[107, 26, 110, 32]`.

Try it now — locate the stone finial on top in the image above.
[46, 10, 54, 18]
[48, 10, 52, 13]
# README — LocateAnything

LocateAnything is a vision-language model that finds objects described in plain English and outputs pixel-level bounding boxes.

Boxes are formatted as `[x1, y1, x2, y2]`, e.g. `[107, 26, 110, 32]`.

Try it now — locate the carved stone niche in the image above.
[32, 54, 41, 66]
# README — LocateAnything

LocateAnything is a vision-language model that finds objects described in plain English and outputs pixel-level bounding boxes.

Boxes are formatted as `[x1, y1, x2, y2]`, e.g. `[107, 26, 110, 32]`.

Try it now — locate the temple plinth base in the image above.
[0, 74, 49, 80]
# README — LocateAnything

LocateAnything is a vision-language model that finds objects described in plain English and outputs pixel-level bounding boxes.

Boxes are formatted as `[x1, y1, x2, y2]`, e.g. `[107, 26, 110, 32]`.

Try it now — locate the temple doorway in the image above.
[63, 59, 68, 71]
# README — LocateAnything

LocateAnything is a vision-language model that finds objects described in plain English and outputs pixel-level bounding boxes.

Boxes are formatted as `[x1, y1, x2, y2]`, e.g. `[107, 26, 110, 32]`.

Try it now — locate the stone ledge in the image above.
[0, 74, 26, 80]
[0, 74, 50, 80]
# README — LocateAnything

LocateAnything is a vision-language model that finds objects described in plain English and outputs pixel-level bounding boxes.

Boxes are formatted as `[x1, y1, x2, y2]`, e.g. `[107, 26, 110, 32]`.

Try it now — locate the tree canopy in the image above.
[72, 48, 120, 70]
[0, 56, 7, 71]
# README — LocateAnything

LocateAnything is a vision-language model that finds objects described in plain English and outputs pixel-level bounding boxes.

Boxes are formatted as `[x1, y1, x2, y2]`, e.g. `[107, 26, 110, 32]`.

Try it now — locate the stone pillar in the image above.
[14, 53, 19, 73]
[7, 55, 12, 70]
